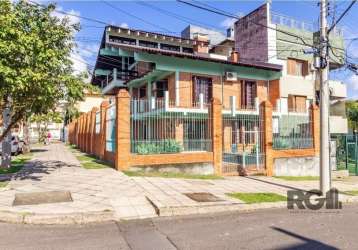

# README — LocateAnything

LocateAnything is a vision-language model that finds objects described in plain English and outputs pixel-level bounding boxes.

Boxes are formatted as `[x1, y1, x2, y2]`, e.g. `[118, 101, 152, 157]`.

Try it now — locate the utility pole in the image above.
[319, 0, 331, 194]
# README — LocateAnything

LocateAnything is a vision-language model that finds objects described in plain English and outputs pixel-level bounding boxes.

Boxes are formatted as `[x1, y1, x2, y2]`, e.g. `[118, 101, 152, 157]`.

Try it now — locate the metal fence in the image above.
[105, 104, 116, 152]
[130, 98, 212, 154]
[272, 111, 313, 150]
[333, 134, 358, 175]
[222, 113, 264, 174]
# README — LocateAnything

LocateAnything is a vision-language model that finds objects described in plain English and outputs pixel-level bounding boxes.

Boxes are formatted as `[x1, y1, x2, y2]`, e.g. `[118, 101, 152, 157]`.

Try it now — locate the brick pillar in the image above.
[86, 112, 91, 153]
[84, 113, 88, 153]
[115, 89, 131, 171]
[74, 120, 78, 146]
[99, 101, 109, 160]
[311, 104, 320, 156]
[79, 115, 83, 150]
[211, 98, 222, 175]
[261, 101, 273, 176]
[90, 107, 98, 155]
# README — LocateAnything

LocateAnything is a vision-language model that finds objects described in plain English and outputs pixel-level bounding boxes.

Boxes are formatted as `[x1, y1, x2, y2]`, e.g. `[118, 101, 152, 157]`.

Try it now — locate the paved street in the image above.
[1, 203, 357, 250]
[2, 143, 358, 222]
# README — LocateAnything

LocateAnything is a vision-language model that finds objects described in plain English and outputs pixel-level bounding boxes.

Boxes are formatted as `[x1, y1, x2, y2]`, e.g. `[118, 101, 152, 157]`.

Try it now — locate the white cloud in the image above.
[120, 22, 129, 28]
[345, 74, 358, 100]
[52, 6, 80, 26]
[70, 51, 88, 75]
[220, 12, 243, 29]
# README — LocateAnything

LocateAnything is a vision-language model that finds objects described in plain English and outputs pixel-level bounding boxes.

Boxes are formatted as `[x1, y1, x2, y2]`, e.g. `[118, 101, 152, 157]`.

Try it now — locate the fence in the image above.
[67, 89, 319, 176]
[222, 113, 264, 175]
[272, 111, 313, 150]
[334, 134, 358, 175]
[130, 98, 212, 154]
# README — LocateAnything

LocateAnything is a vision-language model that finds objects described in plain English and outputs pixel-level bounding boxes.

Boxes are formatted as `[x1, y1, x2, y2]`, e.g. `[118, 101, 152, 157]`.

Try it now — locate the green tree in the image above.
[346, 101, 358, 132]
[0, 0, 85, 167]
[31, 112, 63, 143]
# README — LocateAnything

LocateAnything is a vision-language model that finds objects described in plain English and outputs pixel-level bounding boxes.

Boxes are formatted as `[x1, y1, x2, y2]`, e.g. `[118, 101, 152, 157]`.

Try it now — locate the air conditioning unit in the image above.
[225, 72, 237, 81]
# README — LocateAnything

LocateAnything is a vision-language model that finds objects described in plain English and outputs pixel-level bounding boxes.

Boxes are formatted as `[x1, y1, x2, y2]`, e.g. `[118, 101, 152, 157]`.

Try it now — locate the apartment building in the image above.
[233, 2, 347, 134]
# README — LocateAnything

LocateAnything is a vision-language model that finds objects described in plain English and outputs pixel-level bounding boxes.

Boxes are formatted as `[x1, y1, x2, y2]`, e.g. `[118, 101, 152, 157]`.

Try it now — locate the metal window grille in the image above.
[272, 111, 313, 150]
[130, 98, 212, 154]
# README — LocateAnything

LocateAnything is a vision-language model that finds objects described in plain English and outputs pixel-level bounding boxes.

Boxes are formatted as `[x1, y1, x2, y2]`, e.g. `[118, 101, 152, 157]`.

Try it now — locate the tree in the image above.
[0, 0, 85, 168]
[31, 112, 63, 143]
[346, 101, 358, 132]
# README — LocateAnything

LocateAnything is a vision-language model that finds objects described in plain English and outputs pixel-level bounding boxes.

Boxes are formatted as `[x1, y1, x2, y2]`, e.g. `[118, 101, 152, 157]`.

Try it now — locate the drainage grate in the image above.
[184, 192, 223, 202]
[13, 191, 73, 206]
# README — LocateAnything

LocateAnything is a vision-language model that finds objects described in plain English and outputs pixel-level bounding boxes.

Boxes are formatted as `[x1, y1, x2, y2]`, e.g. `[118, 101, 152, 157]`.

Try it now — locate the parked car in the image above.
[0, 135, 24, 155]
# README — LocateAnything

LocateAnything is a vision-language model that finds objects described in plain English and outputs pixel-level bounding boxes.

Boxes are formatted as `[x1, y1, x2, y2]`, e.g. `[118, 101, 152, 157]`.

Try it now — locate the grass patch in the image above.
[341, 190, 358, 196]
[227, 192, 287, 204]
[0, 181, 8, 188]
[274, 176, 319, 181]
[66, 145, 110, 170]
[0, 153, 33, 175]
[123, 170, 223, 180]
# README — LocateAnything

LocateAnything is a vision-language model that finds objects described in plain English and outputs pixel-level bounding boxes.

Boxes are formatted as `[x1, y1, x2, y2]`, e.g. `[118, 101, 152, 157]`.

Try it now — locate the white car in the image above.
[0, 136, 24, 155]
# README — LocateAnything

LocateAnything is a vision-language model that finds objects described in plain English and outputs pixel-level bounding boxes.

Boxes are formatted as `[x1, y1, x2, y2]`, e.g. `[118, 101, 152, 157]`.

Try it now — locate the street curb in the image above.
[0, 210, 116, 225]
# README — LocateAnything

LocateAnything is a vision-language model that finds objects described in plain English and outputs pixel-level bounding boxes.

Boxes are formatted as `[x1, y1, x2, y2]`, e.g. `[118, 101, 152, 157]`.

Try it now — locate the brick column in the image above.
[86, 112, 91, 153]
[79, 115, 84, 150]
[90, 107, 98, 155]
[115, 89, 131, 171]
[211, 98, 222, 175]
[261, 101, 273, 176]
[311, 104, 320, 156]
[99, 101, 109, 160]
[74, 120, 79, 146]
[175, 120, 184, 145]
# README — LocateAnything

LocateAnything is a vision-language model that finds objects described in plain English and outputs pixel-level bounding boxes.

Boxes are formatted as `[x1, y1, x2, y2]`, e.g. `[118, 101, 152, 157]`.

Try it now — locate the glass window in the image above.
[192, 76, 213, 104]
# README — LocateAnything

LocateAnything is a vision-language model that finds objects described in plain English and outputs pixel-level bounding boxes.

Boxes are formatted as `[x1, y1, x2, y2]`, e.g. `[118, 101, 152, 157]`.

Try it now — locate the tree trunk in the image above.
[23, 117, 30, 154]
[1, 100, 12, 168]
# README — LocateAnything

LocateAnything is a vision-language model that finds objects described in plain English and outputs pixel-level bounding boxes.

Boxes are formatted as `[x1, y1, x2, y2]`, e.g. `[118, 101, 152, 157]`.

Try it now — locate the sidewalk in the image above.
[1, 143, 358, 224]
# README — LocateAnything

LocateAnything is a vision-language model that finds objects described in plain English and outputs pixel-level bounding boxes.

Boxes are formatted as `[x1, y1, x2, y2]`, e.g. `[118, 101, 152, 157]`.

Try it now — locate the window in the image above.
[242, 81, 256, 109]
[182, 47, 194, 53]
[139, 86, 146, 99]
[192, 76, 212, 104]
[139, 40, 158, 48]
[153, 80, 168, 98]
[160, 43, 180, 52]
[287, 58, 309, 76]
[109, 35, 136, 45]
[288, 95, 307, 112]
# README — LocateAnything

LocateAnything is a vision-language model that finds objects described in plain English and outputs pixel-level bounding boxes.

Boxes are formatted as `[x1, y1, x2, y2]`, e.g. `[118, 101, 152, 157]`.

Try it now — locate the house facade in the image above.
[67, 2, 349, 176]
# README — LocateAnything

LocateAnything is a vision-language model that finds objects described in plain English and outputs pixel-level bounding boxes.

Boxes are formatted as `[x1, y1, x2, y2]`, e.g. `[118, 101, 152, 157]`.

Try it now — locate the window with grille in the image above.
[192, 76, 213, 104]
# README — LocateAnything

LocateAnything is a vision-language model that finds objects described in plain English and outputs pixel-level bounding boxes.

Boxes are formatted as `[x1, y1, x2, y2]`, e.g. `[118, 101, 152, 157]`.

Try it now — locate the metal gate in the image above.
[333, 134, 358, 175]
[222, 113, 264, 175]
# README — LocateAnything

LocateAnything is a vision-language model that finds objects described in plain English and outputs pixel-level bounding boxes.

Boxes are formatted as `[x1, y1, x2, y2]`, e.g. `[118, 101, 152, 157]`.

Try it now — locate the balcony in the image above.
[101, 68, 139, 94]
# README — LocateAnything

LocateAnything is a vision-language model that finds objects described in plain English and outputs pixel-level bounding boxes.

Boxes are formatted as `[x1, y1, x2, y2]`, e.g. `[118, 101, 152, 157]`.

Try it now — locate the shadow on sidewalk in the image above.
[244, 176, 311, 193]
[11, 160, 80, 182]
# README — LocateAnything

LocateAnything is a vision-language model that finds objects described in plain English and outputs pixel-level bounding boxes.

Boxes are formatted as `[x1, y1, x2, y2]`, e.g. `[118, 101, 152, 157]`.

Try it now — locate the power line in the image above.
[177, 0, 315, 48]
[328, 0, 357, 34]
[101, 0, 172, 33]
[136, 1, 222, 31]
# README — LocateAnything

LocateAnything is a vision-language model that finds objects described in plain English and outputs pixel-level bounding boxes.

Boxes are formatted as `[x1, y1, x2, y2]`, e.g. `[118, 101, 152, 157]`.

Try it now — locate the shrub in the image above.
[135, 139, 182, 154]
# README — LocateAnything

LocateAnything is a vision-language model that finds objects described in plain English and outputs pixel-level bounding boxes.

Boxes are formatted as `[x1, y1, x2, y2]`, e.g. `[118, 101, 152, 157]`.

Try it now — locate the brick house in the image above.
[68, 4, 344, 176]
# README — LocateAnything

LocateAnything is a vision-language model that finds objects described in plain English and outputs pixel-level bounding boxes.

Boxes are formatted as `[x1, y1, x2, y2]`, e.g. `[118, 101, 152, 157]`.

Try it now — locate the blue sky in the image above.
[49, 0, 358, 98]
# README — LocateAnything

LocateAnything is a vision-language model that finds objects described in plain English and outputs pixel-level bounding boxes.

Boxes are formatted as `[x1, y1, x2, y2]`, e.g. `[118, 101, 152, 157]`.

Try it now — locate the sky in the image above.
[45, 0, 358, 98]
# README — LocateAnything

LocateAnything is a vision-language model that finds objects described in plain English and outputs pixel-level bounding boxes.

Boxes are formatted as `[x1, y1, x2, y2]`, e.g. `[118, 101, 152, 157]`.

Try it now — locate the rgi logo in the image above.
[287, 188, 342, 210]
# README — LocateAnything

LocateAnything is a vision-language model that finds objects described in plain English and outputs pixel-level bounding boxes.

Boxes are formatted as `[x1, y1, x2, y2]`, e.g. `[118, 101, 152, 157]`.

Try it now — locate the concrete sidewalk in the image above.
[1, 143, 358, 224]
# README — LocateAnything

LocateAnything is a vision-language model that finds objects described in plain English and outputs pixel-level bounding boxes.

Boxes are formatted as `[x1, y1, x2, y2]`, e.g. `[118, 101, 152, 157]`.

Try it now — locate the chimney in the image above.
[193, 33, 209, 54]
[230, 50, 240, 63]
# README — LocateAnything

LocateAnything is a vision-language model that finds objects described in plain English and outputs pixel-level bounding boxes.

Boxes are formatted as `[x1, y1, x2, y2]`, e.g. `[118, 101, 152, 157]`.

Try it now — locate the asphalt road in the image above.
[1, 204, 358, 250]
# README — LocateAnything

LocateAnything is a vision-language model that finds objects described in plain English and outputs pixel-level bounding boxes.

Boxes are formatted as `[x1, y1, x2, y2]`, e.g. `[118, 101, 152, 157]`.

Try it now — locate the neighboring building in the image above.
[181, 24, 227, 46]
[75, 92, 107, 113]
[233, 2, 347, 134]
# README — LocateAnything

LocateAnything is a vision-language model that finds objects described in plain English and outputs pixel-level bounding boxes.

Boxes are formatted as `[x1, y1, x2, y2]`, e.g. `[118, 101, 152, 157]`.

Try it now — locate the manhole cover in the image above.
[13, 191, 73, 206]
[184, 192, 223, 202]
